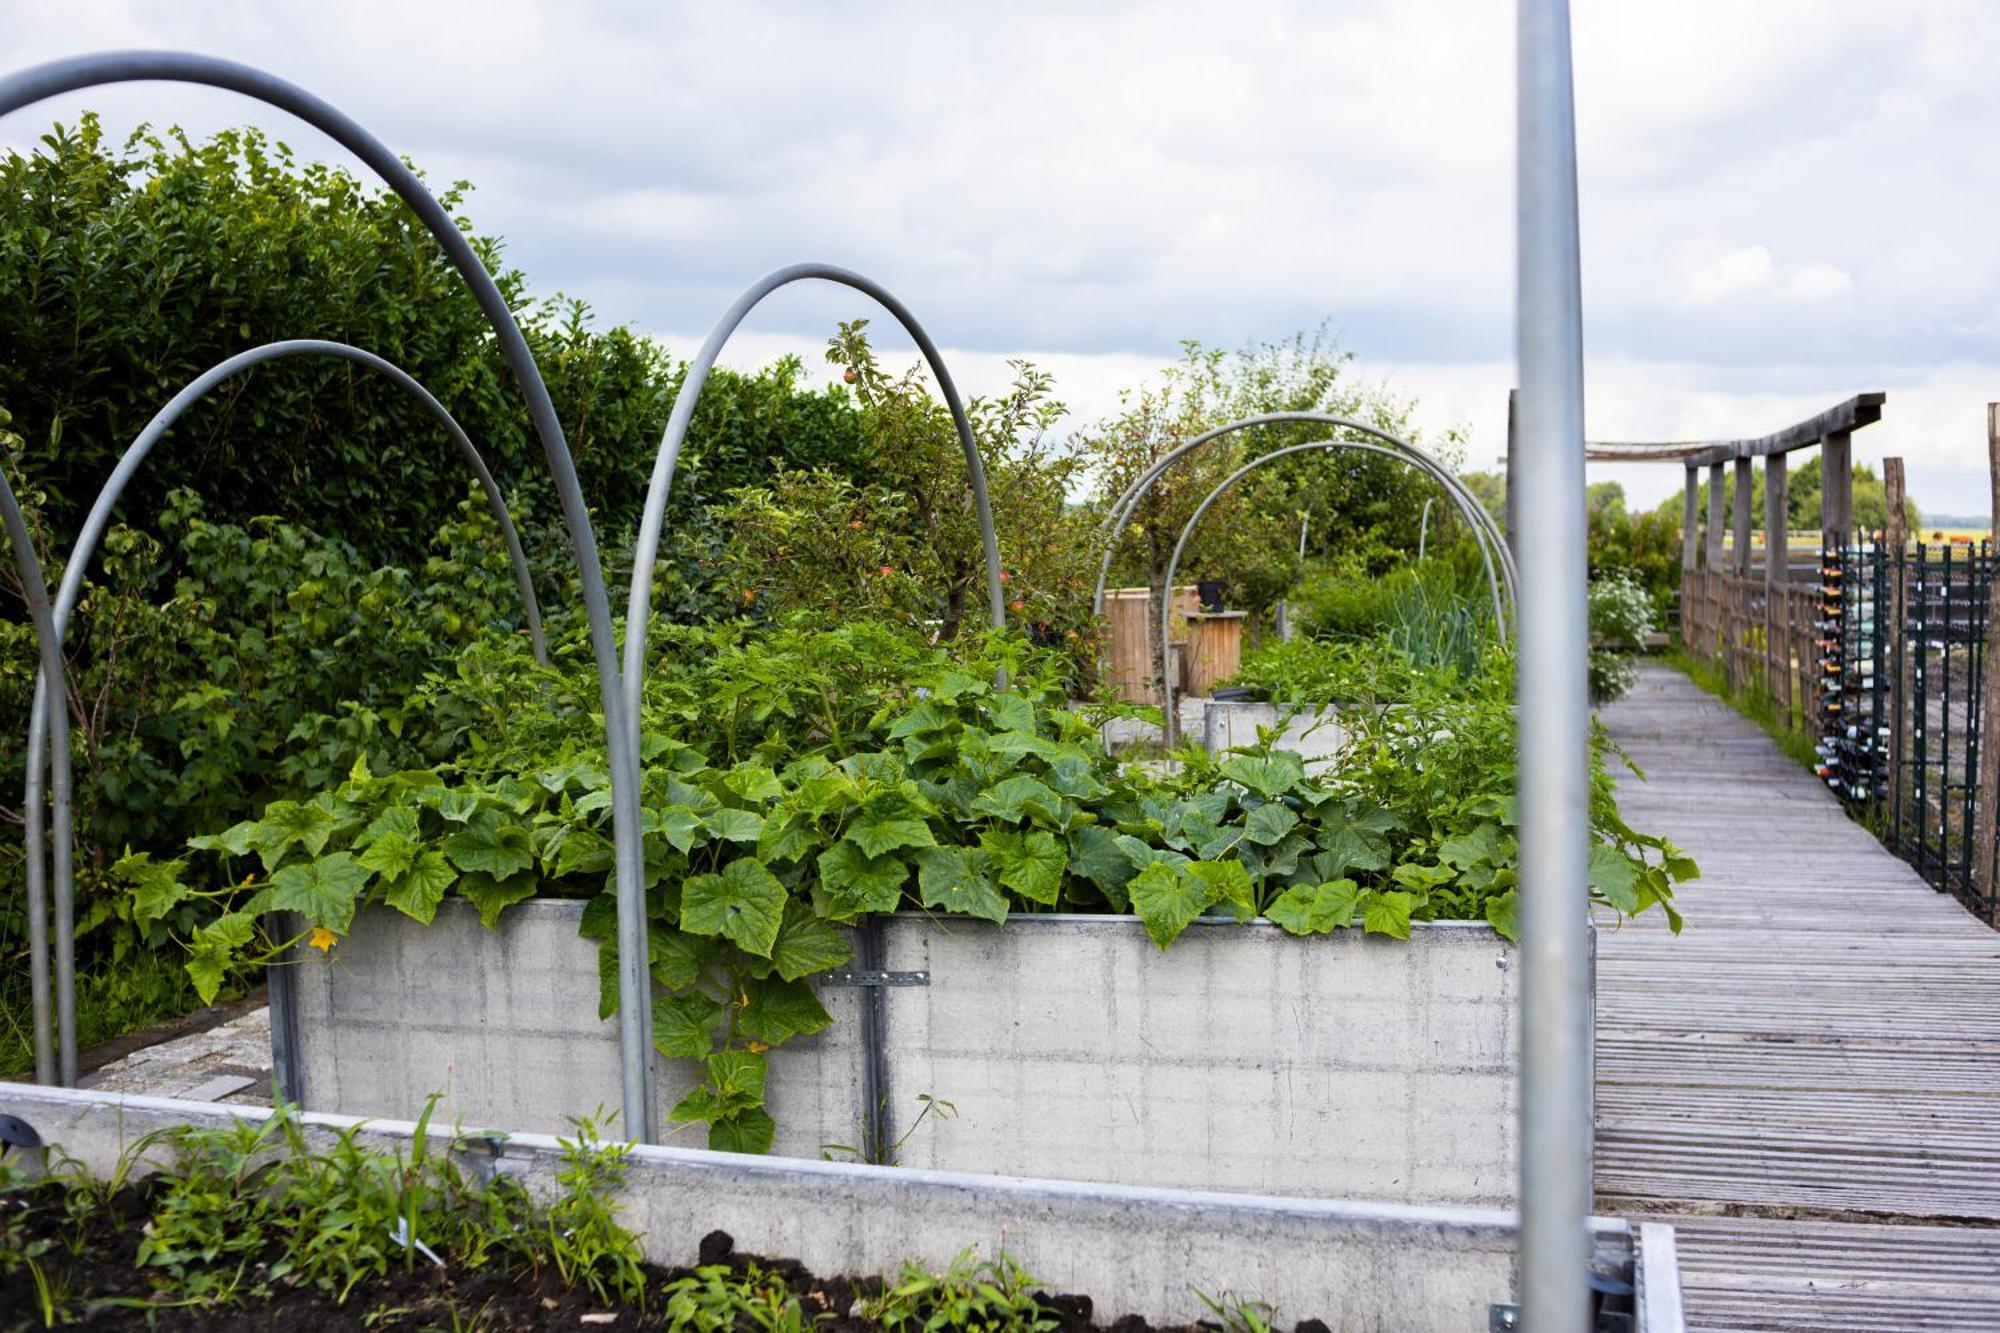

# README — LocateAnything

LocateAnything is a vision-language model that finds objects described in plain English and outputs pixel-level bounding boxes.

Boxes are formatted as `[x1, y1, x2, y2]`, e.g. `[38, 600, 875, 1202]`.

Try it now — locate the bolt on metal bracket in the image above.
[820, 969, 930, 987]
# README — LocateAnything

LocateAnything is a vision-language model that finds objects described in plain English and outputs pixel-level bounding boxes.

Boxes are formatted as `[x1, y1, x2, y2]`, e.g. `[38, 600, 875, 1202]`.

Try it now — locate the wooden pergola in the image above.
[1583, 391, 1885, 584]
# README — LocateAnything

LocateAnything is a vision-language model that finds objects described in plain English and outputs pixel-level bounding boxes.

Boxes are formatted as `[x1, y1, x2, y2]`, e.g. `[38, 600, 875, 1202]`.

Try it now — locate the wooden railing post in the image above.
[1822, 430, 1853, 546]
[1886, 457, 1909, 849]
[1707, 461, 1726, 573]
[1974, 415, 2000, 917]
[1766, 452, 1788, 704]
[1680, 466, 1699, 654]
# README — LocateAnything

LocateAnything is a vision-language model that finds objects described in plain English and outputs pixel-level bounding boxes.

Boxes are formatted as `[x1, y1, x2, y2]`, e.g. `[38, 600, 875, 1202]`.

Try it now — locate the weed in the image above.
[863, 1247, 1057, 1333]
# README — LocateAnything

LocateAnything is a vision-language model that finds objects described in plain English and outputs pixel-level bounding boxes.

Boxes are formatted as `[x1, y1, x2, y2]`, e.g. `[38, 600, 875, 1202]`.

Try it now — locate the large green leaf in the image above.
[846, 817, 935, 859]
[116, 852, 189, 926]
[1361, 889, 1416, 939]
[768, 900, 852, 980]
[815, 841, 908, 917]
[1186, 859, 1255, 918]
[707, 1107, 776, 1155]
[382, 850, 454, 925]
[681, 858, 787, 957]
[1243, 803, 1300, 846]
[441, 819, 535, 879]
[913, 847, 1008, 924]
[1265, 879, 1361, 936]
[1129, 860, 1213, 949]
[356, 829, 419, 880]
[702, 807, 765, 845]
[250, 799, 337, 872]
[1219, 752, 1305, 799]
[971, 775, 1063, 825]
[457, 870, 537, 928]
[268, 852, 370, 934]
[1589, 841, 1642, 913]
[653, 992, 725, 1059]
[1068, 825, 1137, 907]
[1484, 888, 1519, 941]
[980, 828, 1066, 905]
[739, 975, 833, 1045]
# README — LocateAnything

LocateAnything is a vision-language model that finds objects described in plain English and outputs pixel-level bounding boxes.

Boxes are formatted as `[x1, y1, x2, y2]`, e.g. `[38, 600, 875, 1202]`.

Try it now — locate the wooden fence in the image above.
[1678, 566, 1822, 731]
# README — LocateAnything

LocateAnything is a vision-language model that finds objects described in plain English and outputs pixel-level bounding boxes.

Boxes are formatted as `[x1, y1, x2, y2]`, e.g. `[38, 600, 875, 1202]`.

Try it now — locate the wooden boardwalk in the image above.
[1597, 665, 2000, 1330]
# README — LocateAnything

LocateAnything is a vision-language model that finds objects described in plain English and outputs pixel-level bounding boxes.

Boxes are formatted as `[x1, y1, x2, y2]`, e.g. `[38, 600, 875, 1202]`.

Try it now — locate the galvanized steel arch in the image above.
[19, 340, 549, 1083]
[623, 261, 1006, 745]
[0, 464, 71, 1087]
[1157, 438, 1507, 742]
[0, 54, 654, 1140]
[1091, 411, 1517, 620]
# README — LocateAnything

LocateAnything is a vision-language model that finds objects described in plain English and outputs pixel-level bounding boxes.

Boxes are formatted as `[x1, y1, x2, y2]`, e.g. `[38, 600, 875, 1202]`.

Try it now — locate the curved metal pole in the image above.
[623, 261, 1006, 751]
[20, 343, 548, 1082]
[1158, 439, 1505, 744]
[0, 465, 68, 1086]
[1092, 410, 1517, 618]
[0, 54, 650, 1139]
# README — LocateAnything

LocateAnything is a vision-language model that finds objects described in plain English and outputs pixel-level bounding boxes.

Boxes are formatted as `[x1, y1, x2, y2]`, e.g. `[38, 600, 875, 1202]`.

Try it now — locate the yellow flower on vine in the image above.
[308, 926, 338, 952]
[746, 1040, 769, 1054]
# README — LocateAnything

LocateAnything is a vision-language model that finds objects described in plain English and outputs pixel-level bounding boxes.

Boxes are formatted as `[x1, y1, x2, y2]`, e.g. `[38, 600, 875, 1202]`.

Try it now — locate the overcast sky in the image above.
[8, 1, 2000, 517]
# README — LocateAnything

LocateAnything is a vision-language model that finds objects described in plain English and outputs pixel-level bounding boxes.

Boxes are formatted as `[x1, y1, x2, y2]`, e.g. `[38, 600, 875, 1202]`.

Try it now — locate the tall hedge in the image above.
[0, 116, 866, 562]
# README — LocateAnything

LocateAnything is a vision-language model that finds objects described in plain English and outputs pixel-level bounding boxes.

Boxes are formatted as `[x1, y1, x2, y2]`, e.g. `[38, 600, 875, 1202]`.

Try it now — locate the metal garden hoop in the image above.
[14, 339, 549, 1085]
[1156, 438, 1509, 743]
[0, 54, 652, 1143]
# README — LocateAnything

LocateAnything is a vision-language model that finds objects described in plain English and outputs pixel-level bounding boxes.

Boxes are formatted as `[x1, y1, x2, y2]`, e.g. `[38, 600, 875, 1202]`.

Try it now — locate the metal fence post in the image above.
[1975, 412, 2000, 918]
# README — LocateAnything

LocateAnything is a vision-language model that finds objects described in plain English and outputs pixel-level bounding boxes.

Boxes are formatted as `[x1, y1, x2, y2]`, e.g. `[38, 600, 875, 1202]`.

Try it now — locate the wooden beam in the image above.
[1681, 468, 1700, 572]
[1584, 393, 1885, 467]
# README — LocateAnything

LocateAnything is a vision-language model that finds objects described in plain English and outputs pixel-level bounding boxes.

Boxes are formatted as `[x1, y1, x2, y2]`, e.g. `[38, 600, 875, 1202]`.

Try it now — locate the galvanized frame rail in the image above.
[0, 53, 654, 1142]
[1092, 410, 1518, 624]
[1154, 438, 1510, 744]
[16, 339, 548, 1085]
[1516, 1, 1594, 1327]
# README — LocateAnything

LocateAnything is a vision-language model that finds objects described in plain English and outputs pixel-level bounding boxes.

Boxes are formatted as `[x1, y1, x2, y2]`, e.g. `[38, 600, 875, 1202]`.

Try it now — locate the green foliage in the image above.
[1588, 571, 1655, 704]
[0, 116, 866, 561]
[714, 323, 1099, 655]
[127, 614, 1690, 1149]
[862, 1247, 1058, 1333]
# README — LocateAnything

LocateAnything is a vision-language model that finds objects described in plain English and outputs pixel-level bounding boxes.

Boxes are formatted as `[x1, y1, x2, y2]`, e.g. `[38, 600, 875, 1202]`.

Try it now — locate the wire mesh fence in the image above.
[1817, 538, 1997, 921]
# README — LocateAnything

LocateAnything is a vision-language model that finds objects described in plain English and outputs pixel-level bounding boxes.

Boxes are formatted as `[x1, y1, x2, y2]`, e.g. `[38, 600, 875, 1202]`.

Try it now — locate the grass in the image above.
[1663, 649, 1821, 774]
[0, 945, 199, 1079]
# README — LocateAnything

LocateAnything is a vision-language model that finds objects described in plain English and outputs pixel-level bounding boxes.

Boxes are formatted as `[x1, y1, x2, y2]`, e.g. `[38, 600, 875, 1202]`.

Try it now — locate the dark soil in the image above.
[0, 1186, 1281, 1333]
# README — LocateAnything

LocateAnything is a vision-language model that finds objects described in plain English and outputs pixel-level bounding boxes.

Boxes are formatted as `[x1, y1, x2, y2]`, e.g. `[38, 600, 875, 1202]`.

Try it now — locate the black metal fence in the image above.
[1818, 538, 1997, 920]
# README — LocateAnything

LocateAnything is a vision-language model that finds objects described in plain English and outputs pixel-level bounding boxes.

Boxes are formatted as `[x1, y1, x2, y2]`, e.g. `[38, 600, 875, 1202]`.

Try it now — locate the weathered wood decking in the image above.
[1597, 664, 2000, 1330]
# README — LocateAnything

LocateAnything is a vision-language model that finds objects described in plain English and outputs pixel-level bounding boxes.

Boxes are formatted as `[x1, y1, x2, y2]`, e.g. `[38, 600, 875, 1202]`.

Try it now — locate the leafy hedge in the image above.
[0, 117, 866, 560]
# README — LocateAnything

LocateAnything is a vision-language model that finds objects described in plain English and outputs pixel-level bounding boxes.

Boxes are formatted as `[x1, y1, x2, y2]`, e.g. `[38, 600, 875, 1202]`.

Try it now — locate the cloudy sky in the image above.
[7, 1, 2000, 517]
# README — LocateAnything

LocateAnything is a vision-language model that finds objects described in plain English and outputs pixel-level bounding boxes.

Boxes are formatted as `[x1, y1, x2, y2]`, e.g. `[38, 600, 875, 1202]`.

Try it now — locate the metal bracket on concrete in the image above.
[1490, 1305, 1518, 1332]
[821, 969, 929, 987]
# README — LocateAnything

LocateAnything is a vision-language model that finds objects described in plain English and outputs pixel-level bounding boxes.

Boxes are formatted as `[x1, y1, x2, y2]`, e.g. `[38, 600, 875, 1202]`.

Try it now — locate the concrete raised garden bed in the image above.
[276, 900, 1558, 1210]
[0, 1084, 1681, 1332]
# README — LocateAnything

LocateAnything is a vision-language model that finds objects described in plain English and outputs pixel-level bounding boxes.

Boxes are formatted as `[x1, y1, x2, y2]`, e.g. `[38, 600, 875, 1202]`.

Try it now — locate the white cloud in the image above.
[1680, 240, 1852, 307]
[0, 1, 1997, 519]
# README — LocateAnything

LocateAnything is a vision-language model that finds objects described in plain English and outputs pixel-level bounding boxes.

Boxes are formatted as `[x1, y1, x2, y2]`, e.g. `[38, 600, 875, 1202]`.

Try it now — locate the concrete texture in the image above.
[0, 1083, 1659, 1331]
[288, 903, 1523, 1207]
[1199, 701, 1348, 763]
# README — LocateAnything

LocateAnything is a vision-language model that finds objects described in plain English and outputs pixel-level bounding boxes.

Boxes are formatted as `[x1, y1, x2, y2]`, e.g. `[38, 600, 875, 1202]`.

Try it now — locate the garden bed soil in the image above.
[0, 1193, 1313, 1333]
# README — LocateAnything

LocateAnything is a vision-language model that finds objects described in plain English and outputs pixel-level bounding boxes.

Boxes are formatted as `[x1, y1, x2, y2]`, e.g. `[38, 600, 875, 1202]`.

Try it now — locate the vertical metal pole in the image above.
[1517, 2, 1593, 1329]
[1506, 389, 1519, 555]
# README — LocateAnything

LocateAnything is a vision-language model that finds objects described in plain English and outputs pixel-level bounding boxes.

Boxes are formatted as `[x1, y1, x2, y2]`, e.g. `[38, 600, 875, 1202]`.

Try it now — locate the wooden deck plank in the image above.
[1596, 665, 2000, 1330]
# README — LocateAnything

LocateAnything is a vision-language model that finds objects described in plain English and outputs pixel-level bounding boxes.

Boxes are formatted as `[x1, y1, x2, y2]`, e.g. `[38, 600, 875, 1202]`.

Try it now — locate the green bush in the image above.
[1588, 572, 1654, 704]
